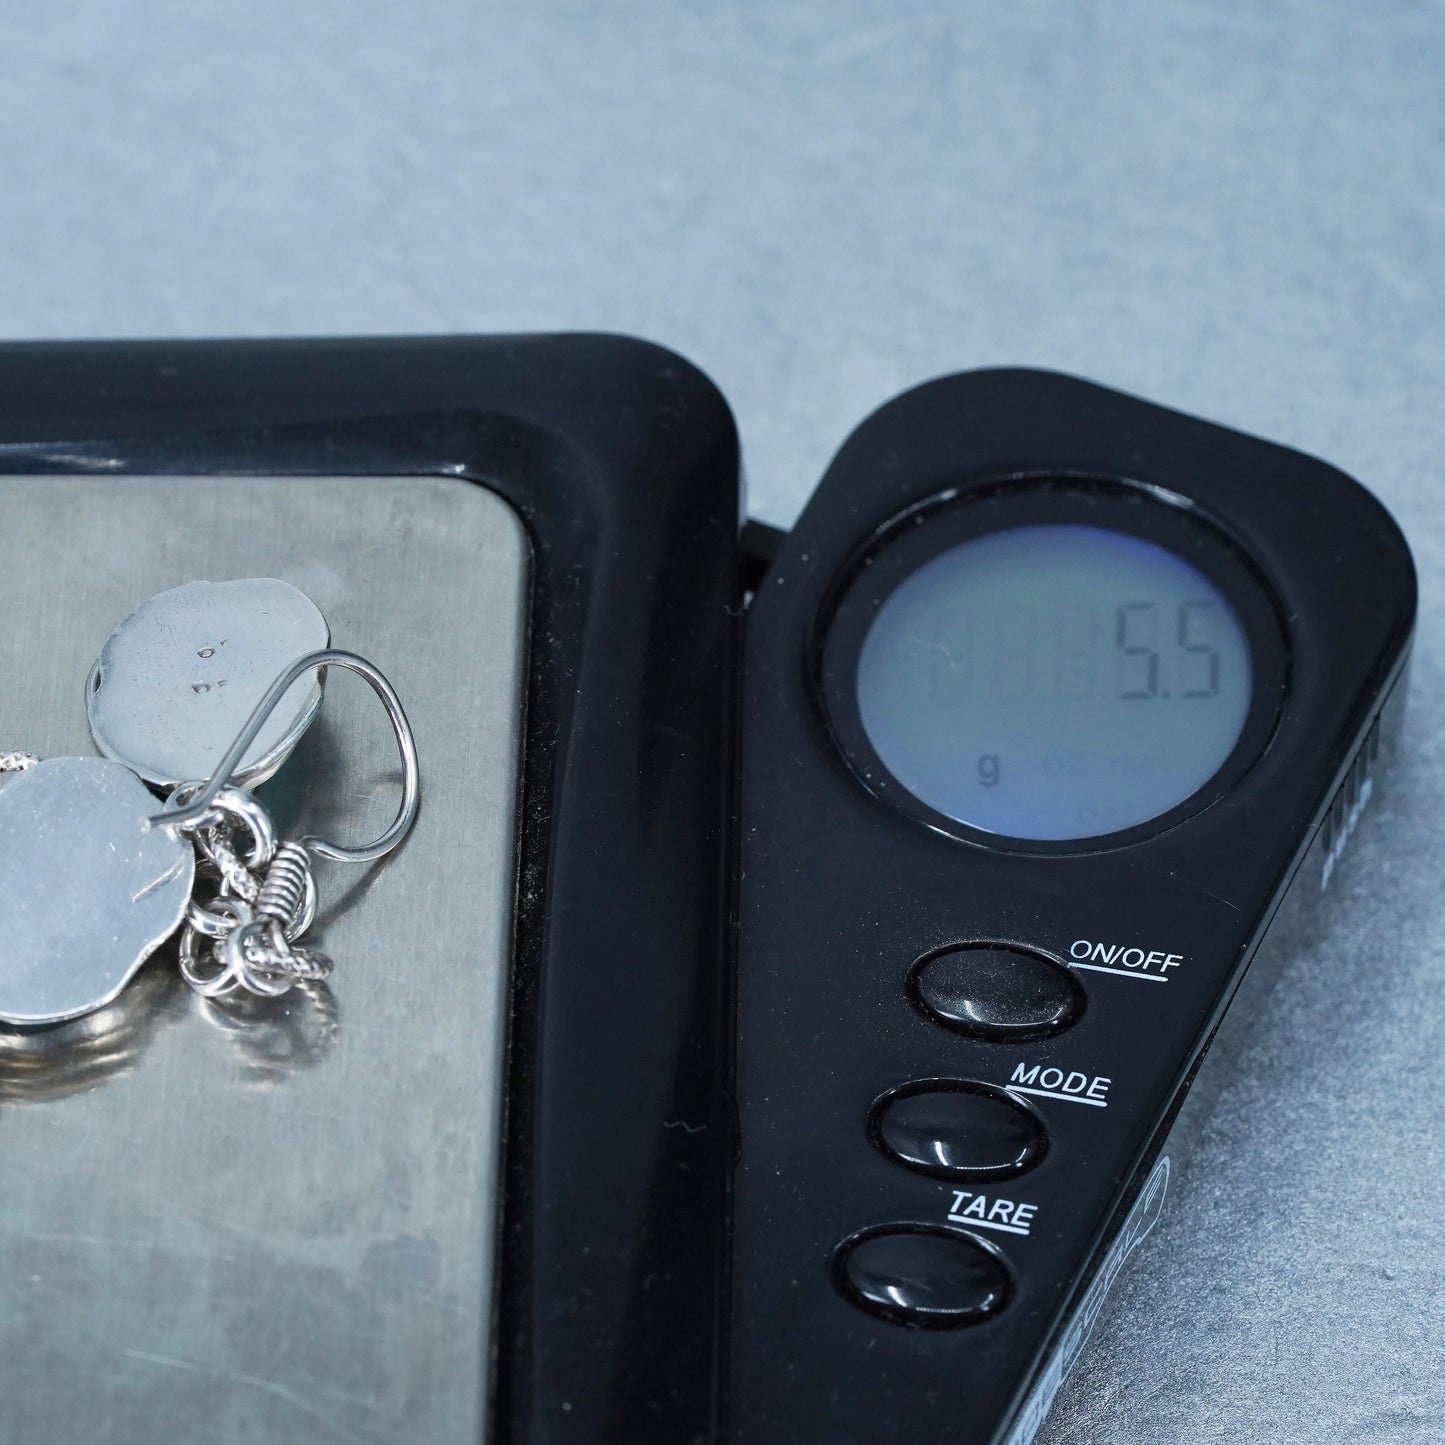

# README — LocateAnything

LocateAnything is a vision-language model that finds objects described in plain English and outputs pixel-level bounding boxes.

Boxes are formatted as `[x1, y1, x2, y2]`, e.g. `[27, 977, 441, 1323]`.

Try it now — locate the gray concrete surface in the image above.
[2, 2, 1441, 1440]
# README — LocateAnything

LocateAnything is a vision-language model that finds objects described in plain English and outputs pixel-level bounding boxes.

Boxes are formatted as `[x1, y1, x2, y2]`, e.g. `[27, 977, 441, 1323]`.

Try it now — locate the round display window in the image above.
[820, 485, 1286, 849]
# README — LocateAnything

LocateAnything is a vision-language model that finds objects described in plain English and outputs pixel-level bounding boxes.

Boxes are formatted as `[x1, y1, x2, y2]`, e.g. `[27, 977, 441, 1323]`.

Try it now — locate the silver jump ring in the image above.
[186, 895, 241, 939]
[167, 784, 277, 871]
[179, 917, 248, 998]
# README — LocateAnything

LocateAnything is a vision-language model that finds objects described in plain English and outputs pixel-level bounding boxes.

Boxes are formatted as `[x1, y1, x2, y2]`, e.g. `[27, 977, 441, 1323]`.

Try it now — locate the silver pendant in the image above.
[88, 577, 330, 790]
[0, 757, 195, 1026]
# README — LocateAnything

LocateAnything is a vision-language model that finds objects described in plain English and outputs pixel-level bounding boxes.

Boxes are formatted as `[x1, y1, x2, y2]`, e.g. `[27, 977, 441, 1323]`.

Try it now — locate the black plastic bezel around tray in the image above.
[814, 474, 1291, 855]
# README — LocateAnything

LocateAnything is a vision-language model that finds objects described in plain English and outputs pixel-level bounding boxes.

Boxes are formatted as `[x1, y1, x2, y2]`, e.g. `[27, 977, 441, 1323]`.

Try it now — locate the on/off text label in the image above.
[1069, 938, 1183, 981]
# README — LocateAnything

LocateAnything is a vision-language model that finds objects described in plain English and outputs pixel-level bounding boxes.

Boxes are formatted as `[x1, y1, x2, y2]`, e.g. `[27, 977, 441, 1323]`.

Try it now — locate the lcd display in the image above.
[853, 523, 1254, 840]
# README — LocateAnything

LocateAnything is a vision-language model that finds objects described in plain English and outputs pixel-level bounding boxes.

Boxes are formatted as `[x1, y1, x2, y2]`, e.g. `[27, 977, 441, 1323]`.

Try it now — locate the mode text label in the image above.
[1007, 1061, 1111, 1108]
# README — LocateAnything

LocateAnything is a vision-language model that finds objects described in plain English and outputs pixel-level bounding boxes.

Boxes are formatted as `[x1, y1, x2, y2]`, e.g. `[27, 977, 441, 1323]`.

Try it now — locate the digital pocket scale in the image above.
[0, 343, 1415, 1445]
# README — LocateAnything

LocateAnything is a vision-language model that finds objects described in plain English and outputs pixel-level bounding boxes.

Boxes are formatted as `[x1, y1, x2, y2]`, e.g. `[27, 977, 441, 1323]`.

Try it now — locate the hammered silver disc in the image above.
[88, 577, 330, 790]
[0, 757, 195, 1026]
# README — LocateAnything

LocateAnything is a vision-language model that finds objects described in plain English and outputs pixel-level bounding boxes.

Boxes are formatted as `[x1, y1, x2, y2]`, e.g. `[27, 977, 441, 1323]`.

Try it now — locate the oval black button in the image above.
[835, 1225, 1011, 1327]
[871, 1080, 1047, 1180]
[910, 943, 1084, 1041]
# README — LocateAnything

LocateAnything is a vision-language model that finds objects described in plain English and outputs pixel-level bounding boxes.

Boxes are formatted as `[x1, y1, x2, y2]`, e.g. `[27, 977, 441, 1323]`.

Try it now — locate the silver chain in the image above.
[167, 785, 334, 1001]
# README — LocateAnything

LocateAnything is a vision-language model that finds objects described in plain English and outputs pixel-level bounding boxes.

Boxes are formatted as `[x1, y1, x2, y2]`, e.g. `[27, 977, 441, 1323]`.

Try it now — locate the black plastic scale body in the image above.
[730, 369, 1416, 1444]
[0, 343, 1416, 1445]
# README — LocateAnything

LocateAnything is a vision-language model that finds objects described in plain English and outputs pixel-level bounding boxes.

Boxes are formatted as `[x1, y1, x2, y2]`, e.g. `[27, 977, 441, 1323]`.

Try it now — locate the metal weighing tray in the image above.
[0, 474, 529, 1444]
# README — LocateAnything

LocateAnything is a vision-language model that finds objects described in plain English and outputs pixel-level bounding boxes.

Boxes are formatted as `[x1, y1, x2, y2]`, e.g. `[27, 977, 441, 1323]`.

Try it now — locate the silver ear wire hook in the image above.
[151, 646, 419, 1003]
[151, 649, 420, 864]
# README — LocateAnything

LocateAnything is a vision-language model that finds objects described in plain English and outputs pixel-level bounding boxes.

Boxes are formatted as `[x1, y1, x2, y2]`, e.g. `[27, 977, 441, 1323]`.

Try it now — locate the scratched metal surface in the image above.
[2, 3, 1443, 1440]
[0, 476, 528, 1445]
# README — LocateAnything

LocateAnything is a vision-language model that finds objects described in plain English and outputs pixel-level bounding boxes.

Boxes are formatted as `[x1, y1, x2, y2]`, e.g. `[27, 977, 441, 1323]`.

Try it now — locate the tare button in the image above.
[833, 1225, 1012, 1328]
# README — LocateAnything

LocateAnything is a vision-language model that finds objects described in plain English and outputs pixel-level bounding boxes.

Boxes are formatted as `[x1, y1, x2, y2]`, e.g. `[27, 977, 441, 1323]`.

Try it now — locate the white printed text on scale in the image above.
[1068, 938, 1182, 982]
[947, 1189, 1040, 1238]
[1006, 1063, 1112, 1108]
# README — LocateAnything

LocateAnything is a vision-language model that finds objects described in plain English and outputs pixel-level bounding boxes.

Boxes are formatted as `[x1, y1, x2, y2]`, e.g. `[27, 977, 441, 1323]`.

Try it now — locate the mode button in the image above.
[870, 1079, 1047, 1181]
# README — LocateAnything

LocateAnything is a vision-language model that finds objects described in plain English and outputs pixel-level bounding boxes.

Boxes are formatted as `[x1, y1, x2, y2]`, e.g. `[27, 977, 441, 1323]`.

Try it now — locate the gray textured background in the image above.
[4, 2, 1442, 1440]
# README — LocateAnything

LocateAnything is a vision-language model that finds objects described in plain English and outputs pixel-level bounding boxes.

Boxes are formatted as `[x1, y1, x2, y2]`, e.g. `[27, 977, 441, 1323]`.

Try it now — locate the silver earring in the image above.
[157, 647, 419, 1003]
[0, 580, 419, 1027]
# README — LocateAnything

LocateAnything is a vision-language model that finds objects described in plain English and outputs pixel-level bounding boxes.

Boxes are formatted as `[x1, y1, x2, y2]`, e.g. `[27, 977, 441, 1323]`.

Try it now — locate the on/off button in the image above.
[909, 943, 1084, 1041]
